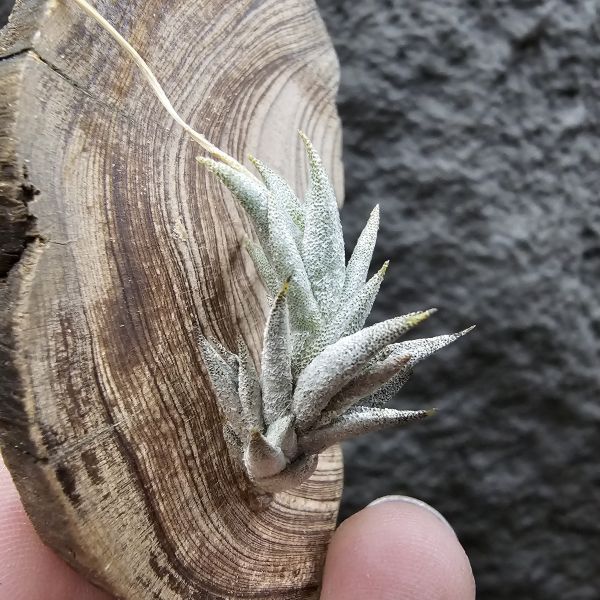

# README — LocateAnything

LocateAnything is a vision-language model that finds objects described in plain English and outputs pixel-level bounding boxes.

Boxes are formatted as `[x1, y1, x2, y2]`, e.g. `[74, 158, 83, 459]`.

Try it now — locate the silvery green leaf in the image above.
[260, 282, 293, 425]
[197, 157, 269, 241]
[244, 430, 286, 479]
[253, 454, 318, 493]
[249, 155, 305, 234]
[266, 187, 321, 330]
[223, 425, 243, 453]
[207, 335, 239, 374]
[298, 407, 434, 455]
[265, 414, 297, 461]
[198, 336, 245, 436]
[342, 204, 380, 303]
[318, 354, 411, 427]
[364, 369, 413, 408]
[292, 310, 435, 431]
[295, 262, 389, 373]
[388, 326, 476, 365]
[237, 337, 263, 431]
[365, 327, 475, 407]
[332, 260, 389, 340]
[244, 239, 280, 297]
[299, 132, 345, 315]
[291, 330, 312, 380]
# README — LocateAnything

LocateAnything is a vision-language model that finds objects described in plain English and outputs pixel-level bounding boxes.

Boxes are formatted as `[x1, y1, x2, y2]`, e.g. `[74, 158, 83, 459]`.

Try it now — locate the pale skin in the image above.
[0, 456, 475, 600]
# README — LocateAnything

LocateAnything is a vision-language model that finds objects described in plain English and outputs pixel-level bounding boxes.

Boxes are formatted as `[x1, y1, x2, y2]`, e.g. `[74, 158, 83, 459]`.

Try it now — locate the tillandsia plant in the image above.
[197, 136, 473, 493]
[71, 0, 474, 495]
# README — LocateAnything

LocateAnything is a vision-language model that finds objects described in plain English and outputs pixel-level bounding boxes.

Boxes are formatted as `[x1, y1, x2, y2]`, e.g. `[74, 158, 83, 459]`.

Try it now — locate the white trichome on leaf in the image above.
[198, 135, 473, 493]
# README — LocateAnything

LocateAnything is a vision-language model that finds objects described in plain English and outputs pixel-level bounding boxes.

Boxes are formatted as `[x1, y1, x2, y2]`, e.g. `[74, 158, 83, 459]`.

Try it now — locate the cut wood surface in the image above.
[0, 0, 344, 598]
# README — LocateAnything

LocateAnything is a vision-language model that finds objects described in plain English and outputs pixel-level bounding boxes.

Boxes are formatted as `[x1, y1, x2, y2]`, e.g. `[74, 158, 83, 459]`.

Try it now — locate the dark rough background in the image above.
[2, 1, 599, 598]
[315, 1, 600, 598]
[0, 0, 10, 30]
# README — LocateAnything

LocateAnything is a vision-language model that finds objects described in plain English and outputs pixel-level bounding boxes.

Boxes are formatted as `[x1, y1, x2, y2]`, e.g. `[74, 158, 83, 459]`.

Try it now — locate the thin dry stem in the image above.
[68, 0, 260, 183]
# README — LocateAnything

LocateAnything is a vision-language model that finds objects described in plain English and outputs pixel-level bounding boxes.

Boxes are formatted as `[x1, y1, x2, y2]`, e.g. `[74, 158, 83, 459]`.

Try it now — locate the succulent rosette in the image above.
[198, 134, 472, 493]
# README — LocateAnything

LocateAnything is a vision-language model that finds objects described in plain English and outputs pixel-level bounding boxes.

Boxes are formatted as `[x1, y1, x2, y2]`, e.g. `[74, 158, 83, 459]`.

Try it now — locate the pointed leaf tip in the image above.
[407, 308, 437, 328]
[247, 154, 264, 175]
[196, 155, 269, 240]
[425, 408, 438, 418]
[237, 338, 263, 431]
[250, 154, 305, 235]
[245, 239, 280, 297]
[342, 204, 381, 304]
[298, 407, 434, 454]
[298, 130, 322, 166]
[298, 131, 312, 155]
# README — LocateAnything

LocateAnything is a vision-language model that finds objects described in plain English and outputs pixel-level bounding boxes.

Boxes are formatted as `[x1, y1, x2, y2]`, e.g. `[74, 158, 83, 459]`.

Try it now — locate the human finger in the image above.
[320, 495, 475, 600]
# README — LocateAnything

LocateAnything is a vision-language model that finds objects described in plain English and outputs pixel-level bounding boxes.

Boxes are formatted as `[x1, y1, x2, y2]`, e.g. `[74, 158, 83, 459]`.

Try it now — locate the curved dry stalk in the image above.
[69, 0, 259, 182]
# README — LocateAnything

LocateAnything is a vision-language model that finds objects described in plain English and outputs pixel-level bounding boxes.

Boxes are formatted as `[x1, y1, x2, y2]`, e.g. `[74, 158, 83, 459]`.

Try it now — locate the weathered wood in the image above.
[0, 0, 344, 598]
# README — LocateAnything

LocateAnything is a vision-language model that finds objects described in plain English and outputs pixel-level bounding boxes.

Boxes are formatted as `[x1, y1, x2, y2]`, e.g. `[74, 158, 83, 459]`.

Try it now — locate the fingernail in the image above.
[368, 495, 455, 533]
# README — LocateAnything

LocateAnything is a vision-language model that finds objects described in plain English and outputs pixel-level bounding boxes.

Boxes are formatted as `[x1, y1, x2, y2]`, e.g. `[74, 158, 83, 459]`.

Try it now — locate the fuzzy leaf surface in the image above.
[292, 311, 434, 431]
[341, 204, 380, 303]
[299, 407, 432, 454]
[260, 283, 293, 425]
[300, 133, 345, 316]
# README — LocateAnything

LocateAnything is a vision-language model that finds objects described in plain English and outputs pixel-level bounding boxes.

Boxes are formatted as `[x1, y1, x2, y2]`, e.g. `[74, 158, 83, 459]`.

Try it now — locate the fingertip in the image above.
[0, 457, 112, 600]
[321, 497, 475, 600]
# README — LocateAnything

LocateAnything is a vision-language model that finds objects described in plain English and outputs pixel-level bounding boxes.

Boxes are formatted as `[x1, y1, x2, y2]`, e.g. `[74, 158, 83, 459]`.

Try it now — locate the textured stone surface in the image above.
[0, 0, 12, 28]
[315, 1, 600, 598]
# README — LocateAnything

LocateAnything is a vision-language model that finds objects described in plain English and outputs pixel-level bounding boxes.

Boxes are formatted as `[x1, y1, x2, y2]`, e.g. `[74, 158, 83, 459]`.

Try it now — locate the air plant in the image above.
[197, 135, 473, 493]
[70, 0, 473, 496]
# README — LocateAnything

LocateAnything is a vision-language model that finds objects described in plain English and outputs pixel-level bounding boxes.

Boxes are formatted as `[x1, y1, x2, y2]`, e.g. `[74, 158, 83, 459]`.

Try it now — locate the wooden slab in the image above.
[0, 1, 344, 598]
